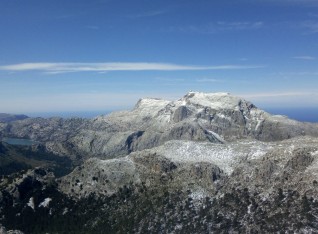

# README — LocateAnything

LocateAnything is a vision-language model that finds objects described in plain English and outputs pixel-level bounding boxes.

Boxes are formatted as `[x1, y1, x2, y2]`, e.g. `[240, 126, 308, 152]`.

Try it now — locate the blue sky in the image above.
[0, 0, 317, 114]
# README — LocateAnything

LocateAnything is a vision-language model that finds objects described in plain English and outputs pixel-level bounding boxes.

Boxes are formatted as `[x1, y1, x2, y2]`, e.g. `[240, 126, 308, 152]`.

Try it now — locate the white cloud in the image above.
[239, 58, 248, 61]
[86, 25, 100, 30]
[240, 91, 314, 98]
[275, 71, 318, 76]
[308, 13, 318, 18]
[0, 62, 264, 73]
[127, 10, 168, 19]
[155, 77, 186, 82]
[292, 56, 316, 60]
[250, 0, 318, 6]
[169, 21, 264, 34]
[300, 20, 318, 34]
[216, 21, 264, 30]
[196, 78, 222, 83]
[238, 91, 318, 107]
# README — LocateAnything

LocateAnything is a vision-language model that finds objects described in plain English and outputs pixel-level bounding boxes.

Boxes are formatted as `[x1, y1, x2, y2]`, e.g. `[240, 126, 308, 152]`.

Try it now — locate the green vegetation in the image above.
[1, 179, 318, 233]
[0, 142, 73, 177]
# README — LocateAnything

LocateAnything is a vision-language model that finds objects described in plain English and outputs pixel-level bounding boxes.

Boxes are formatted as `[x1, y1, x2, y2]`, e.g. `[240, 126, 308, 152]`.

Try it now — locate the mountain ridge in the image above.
[1, 92, 318, 233]
[0, 113, 28, 123]
[1, 92, 317, 161]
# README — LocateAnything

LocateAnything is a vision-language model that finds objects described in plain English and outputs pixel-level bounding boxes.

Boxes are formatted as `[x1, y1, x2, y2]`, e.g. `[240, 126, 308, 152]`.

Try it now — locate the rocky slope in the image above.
[1, 92, 318, 160]
[1, 92, 318, 233]
[1, 137, 318, 233]
[59, 136, 318, 199]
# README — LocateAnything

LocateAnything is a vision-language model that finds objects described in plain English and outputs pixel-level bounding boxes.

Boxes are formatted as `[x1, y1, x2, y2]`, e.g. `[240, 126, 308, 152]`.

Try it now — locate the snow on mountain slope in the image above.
[58, 136, 318, 198]
[181, 92, 243, 110]
[2, 92, 318, 160]
[158, 140, 272, 174]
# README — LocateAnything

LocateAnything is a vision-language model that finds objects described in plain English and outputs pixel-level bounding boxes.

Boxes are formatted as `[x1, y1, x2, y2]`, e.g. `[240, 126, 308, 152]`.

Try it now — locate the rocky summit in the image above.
[1, 92, 318, 233]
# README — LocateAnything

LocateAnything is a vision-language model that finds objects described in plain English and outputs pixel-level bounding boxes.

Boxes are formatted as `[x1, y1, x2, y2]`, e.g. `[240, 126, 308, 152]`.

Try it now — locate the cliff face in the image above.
[1, 92, 318, 233]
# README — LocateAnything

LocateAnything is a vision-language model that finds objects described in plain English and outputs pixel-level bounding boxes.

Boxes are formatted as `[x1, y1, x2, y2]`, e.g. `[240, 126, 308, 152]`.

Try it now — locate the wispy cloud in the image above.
[308, 13, 318, 18]
[241, 91, 314, 98]
[239, 58, 248, 61]
[292, 56, 316, 60]
[155, 77, 185, 82]
[250, 0, 318, 7]
[55, 14, 77, 20]
[168, 21, 264, 34]
[196, 78, 223, 83]
[0, 62, 264, 74]
[275, 71, 318, 76]
[127, 10, 168, 19]
[216, 21, 264, 30]
[300, 20, 318, 34]
[85, 25, 100, 30]
[271, 19, 318, 35]
[238, 91, 318, 107]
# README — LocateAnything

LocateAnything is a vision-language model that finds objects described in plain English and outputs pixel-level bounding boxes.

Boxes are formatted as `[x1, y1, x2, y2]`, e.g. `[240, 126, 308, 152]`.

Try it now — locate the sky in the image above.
[0, 0, 318, 115]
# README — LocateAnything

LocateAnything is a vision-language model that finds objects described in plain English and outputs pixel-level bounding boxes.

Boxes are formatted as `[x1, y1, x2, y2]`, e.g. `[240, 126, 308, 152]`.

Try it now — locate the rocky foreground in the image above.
[1, 92, 318, 233]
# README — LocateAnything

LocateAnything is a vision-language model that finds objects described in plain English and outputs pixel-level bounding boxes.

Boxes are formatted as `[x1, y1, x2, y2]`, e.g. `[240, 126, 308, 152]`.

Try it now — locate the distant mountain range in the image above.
[0, 113, 28, 123]
[1, 92, 318, 233]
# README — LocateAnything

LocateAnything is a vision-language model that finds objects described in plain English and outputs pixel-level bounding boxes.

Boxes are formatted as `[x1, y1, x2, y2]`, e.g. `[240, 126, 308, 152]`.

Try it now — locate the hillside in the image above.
[0, 113, 28, 123]
[0, 92, 318, 233]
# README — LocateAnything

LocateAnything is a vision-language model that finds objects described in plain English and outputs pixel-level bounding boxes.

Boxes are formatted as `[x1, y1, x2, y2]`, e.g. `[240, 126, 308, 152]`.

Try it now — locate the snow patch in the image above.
[62, 207, 69, 215]
[183, 92, 242, 110]
[255, 119, 264, 131]
[247, 204, 252, 214]
[39, 198, 52, 208]
[27, 197, 35, 210]
[249, 144, 271, 159]
[311, 150, 318, 156]
[160, 140, 271, 174]
[175, 224, 183, 230]
[207, 130, 226, 143]
[134, 98, 170, 118]
[284, 144, 295, 155]
[189, 188, 208, 201]
[216, 113, 232, 121]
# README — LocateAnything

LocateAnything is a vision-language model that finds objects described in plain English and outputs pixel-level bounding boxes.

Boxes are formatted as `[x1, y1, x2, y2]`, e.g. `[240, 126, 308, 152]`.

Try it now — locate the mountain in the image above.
[1, 92, 318, 233]
[0, 141, 73, 177]
[0, 113, 28, 123]
[1, 92, 317, 160]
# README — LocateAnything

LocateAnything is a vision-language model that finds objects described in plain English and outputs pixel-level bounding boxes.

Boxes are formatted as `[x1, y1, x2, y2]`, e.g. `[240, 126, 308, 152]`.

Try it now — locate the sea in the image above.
[264, 107, 318, 123]
[2, 137, 39, 146]
[24, 107, 318, 123]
